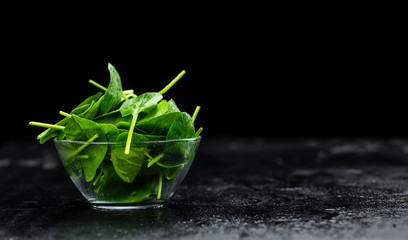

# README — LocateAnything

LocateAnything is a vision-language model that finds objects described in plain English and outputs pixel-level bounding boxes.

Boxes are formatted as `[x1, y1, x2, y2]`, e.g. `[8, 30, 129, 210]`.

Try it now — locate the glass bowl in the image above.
[54, 136, 201, 210]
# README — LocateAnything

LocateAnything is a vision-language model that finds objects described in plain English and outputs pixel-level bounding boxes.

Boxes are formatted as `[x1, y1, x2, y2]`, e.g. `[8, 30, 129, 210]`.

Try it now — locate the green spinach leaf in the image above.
[135, 112, 179, 136]
[96, 164, 153, 202]
[138, 100, 169, 121]
[110, 147, 145, 183]
[166, 112, 195, 140]
[160, 112, 195, 168]
[99, 63, 123, 114]
[71, 92, 103, 115]
[64, 115, 108, 181]
[98, 123, 120, 143]
[119, 92, 162, 154]
[166, 99, 181, 113]
[120, 92, 163, 117]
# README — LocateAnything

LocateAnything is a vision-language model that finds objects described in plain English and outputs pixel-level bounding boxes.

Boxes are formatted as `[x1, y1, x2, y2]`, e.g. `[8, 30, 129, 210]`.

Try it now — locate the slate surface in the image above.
[1, 138, 408, 239]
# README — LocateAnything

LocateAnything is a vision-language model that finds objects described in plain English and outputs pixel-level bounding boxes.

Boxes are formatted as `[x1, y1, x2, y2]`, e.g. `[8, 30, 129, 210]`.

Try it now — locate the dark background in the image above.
[1, 6, 405, 143]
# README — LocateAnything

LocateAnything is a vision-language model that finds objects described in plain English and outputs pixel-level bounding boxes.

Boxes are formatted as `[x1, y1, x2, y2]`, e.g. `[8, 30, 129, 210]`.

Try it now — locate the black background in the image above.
[1, 6, 405, 143]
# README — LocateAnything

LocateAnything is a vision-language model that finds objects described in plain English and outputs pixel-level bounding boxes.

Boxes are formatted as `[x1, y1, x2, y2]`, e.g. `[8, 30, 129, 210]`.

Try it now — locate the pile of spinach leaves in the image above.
[29, 63, 202, 202]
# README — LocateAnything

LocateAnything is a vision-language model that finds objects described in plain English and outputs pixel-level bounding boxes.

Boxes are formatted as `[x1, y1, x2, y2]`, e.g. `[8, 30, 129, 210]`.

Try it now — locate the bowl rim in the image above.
[53, 135, 202, 145]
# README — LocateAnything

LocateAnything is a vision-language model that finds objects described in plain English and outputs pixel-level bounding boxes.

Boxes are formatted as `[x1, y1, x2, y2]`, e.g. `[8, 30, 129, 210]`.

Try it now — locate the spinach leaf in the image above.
[71, 104, 91, 116]
[95, 164, 153, 202]
[154, 100, 169, 116]
[98, 123, 120, 143]
[120, 92, 163, 117]
[64, 115, 108, 181]
[159, 112, 195, 168]
[81, 97, 102, 119]
[64, 115, 105, 141]
[71, 92, 103, 115]
[116, 131, 149, 144]
[138, 100, 169, 121]
[110, 147, 145, 183]
[120, 92, 162, 154]
[135, 111, 193, 140]
[94, 110, 131, 126]
[166, 99, 181, 113]
[166, 112, 195, 140]
[116, 121, 131, 130]
[136, 112, 179, 136]
[99, 63, 123, 114]
[109, 132, 150, 182]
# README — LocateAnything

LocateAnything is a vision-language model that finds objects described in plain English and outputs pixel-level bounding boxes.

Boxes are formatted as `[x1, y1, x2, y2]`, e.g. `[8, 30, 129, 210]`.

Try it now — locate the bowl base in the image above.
[92, 203, 163, 210]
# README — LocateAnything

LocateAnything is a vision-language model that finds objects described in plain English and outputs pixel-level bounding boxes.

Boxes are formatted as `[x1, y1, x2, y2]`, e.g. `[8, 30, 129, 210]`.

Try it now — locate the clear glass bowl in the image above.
[54, 136, 201, 210]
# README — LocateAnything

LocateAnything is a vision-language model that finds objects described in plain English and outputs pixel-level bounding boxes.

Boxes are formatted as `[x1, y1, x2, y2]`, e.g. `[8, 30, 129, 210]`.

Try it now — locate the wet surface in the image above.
[2, 138, 408, 239]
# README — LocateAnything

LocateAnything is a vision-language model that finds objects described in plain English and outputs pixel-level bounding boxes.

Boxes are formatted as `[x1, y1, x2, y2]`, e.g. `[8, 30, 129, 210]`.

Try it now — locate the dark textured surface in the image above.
[2, 138, 408, 239]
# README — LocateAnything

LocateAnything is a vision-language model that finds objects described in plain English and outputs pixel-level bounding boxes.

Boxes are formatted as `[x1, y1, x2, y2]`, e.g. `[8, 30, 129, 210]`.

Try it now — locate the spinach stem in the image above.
[147, 153, 165, 168]
[192, 106, 201, 123]
[157, 173, 162, 200]
[89, 79, 129, 100]
[123, 89, 133, 94]
[36, 118, 68, 139]
[158, 70, 186, 95]
[194, 127, 203, 137]
[66, 134, 99, 162]
[125, 110, 139, 155]
[123, 90, 137, 99]
[37, 129, 50, 140]
[88, 79, 107, 91]
[144, 152, 154, 160]
[59, 111, 72, 118]
[29, 121, 65, 131]
[93, 169, 103, 186]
